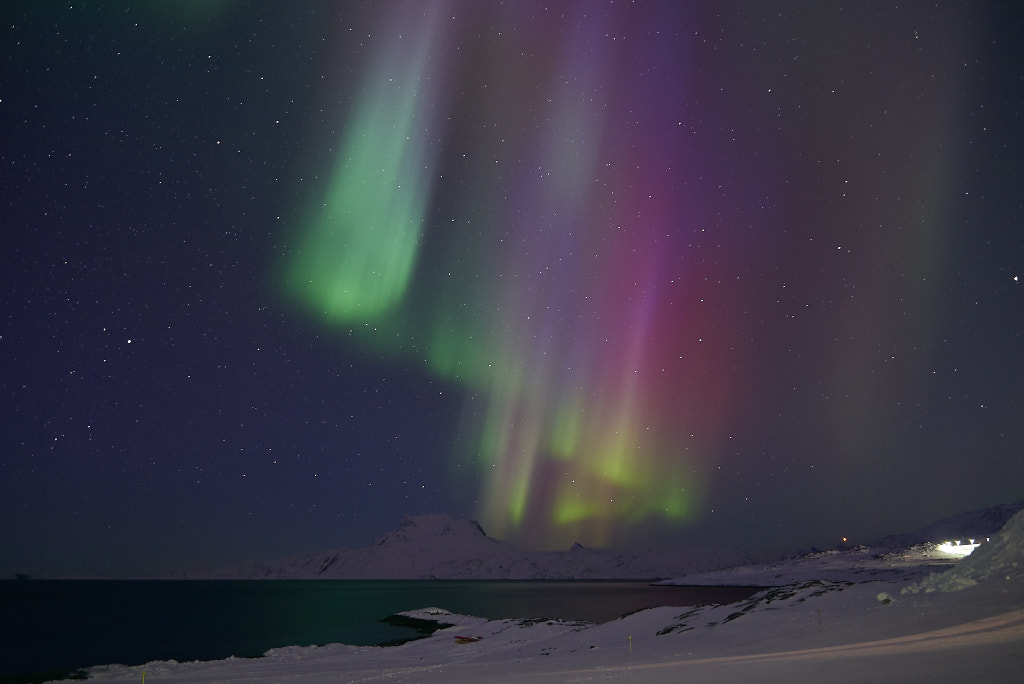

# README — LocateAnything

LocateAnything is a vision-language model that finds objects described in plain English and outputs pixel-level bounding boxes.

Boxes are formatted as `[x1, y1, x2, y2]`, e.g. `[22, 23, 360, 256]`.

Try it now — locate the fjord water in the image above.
[1, 580, 759, 681]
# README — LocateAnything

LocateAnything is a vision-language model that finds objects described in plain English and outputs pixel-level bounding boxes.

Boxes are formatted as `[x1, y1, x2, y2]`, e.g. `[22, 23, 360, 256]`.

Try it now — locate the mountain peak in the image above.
[374, 514, 488, 546]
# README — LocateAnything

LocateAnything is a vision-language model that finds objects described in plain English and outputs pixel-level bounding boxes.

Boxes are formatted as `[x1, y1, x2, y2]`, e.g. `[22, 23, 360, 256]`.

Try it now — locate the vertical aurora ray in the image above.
[426, 3, 713, 549]
[279, 3, 453, 323]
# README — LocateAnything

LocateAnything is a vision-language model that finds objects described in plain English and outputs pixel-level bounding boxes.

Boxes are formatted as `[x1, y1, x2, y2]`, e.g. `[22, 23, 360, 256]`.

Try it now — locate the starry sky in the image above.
[2, 1, 1022, 578]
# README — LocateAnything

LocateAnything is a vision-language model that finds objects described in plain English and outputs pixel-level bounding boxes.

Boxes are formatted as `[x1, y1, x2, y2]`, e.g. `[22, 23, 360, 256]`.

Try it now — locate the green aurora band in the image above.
[280, 6, 448, 324]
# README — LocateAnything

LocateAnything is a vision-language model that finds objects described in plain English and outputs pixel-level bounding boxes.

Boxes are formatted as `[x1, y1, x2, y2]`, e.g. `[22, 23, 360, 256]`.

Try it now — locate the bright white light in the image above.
[937, 540, 979, 556]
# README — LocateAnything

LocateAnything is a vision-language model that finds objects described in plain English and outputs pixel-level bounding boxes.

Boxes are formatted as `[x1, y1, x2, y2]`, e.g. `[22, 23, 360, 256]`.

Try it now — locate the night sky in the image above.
[3, 1, 1022, 578]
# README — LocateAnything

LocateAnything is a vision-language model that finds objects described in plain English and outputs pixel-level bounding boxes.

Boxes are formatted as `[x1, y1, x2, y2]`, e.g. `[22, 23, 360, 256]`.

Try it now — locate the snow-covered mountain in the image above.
[169, 513, 755, 580]
[877, 500, 1024, 548]
[664, 500, 1024, 587]
[169, 502, 1024, 581]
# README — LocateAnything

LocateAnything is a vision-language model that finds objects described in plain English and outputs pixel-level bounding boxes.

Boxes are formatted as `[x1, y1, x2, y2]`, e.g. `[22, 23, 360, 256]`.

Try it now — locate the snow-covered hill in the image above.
[904, 503, 1024, 593]
[877, 500, 1024, 548]
[662, 500, 1024, 587]
[169, 513, 755, 580]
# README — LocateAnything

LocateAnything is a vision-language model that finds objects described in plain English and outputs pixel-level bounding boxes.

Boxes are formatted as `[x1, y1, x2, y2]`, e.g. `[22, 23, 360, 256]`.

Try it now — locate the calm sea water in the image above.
[0, 580, 760, 682]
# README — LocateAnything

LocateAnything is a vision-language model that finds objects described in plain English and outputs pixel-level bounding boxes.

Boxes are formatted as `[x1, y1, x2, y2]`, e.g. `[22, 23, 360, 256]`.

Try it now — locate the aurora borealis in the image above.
[280, 2, 720, 548]
[281, 3, 454, 324]
[3, 1, 1023, 577]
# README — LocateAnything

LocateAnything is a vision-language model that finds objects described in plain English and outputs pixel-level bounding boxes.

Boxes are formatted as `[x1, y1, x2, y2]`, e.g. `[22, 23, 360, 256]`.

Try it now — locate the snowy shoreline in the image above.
[32, 505, 1024, 682]
[46, 513, 1024, 683]
[60, 574, 1024, 683]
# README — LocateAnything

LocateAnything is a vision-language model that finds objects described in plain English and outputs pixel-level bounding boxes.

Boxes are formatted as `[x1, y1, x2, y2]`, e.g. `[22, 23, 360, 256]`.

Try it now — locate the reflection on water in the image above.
[1, 580, 763, 681]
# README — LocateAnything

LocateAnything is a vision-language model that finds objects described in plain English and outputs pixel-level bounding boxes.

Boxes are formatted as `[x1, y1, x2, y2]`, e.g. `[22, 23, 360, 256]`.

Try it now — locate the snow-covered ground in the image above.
[51, 507, 1024, 683]
[657, 541, 963, 586]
